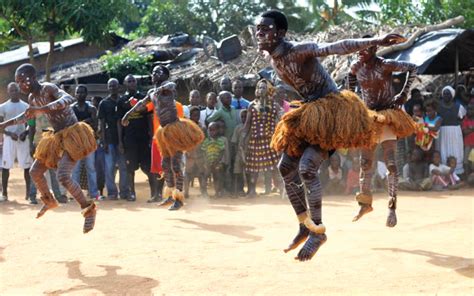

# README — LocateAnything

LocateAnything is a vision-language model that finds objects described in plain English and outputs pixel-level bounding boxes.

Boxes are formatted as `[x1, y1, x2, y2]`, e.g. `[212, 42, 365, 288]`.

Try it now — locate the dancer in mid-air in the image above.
[256, 10, 405, 261]
[0, 64, 97, 233]
[121, 65, 204, 210]
[348, 36, 417, 227]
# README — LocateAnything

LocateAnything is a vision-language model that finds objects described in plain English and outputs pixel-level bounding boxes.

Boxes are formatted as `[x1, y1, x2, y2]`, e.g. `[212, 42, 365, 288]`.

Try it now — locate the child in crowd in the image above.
[429, 151, 460, 190]
[323, 153, 345, 195]
[415, 100, 441, 159]
[201, 122, 230, 197]
[184, 107, 207, 198]
[231, 110, 248, 196]
[399, 148, 432, 191]
[200, 92, 218, 127]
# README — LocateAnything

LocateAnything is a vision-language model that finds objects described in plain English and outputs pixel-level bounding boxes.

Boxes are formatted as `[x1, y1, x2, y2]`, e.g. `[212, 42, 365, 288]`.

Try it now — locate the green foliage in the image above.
[100, 49, 152, 82]
[138, 0, 193, 37]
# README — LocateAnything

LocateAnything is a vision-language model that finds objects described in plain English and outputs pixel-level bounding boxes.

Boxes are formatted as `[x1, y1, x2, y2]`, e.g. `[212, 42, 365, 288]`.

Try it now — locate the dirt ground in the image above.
[0, 169, 473, 296]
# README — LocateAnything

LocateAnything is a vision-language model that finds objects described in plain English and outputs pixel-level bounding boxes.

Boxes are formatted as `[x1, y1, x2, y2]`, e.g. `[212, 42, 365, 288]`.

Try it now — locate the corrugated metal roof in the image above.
[0, 37, 84, 66]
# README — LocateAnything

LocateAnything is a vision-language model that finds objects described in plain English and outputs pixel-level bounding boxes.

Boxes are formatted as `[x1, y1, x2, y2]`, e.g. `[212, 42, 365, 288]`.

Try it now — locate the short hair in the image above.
[189, 106, 201, 114]
[424, 99, 438, 110]
[7, 82, 19, 90]
[261, 10, 288, 31]
[154, 65, 170, 78]
[15, 63, 36, 77]
[76, 84, 88, 93]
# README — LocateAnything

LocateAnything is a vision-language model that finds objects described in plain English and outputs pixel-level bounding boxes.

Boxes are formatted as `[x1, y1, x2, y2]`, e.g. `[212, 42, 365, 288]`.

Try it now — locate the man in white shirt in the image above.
[0, 82, 33, 202]
[199, 92, 217, 127]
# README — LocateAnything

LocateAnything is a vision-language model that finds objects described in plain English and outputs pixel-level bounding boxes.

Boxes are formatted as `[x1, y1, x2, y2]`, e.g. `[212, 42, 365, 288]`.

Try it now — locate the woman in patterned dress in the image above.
[242, 79, 281, 197]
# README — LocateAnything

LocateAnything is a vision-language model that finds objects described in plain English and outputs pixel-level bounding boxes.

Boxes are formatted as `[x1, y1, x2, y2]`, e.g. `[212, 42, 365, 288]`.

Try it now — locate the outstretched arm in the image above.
[121, 91, 152, 126]
[0, 112, 28, 129]
[296, 34, 406, 58]
[384, 60, 418, 106]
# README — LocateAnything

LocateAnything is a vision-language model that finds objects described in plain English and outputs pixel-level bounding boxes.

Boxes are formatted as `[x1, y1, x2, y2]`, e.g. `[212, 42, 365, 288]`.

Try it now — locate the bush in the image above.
[100, 49, 151, 82]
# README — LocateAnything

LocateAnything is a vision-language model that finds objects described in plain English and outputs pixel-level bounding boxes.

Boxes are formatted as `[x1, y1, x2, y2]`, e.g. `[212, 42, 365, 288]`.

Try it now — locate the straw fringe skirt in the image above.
[371, 108, 416, 139]
[271, 90, 377, 157]
[34, 122, 97, 169]
[155, 118, 205, 157]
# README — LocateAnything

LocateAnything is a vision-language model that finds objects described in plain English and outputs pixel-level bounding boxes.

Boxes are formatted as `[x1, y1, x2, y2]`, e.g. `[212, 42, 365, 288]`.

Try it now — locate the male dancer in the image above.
[122, 66, 204, 210]
[257, 10, 405, 261]
[0, 64, 97, 233]
[348, 39, 417, 227]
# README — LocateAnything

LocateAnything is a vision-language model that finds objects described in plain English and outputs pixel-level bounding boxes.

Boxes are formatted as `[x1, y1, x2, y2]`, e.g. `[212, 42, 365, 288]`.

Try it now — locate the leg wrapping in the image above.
[355, 192, 373, 205]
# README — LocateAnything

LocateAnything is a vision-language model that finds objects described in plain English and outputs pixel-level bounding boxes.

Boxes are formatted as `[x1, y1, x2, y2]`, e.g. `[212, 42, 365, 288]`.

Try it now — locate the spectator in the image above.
[207, 91, 238, 141]
[429, 151, 460, 190]
[184, 107, 207, 198]
[98, 78, 130, 200]
[399, 148, 432, 191]
[201, 122, 230, 198]
[184, 90, 203, 118]
[219, 76, 232, 92]
[231, 80, 250, 111]
[345, 157, 360, 195]
[455, 84, 469, 107]
[242, 79, 281, 197]
[404, 88, 424, 116]
[200, 92, 217, 127]
[71, 85, 100, 201]
[437, 86, 466, 174]
[0, 82, 33, 202]
[91, 96, 106, 198]
[415, 100, 442, 160]
[117, 74, 158, 202]
[231, 109, 248, 196]
[323, 153, 345, 195]
[461, 103, 474, 177]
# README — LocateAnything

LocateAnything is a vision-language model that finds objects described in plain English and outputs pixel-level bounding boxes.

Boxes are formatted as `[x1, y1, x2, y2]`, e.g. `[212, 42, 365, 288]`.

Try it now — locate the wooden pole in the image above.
[455, 45, 459, 86]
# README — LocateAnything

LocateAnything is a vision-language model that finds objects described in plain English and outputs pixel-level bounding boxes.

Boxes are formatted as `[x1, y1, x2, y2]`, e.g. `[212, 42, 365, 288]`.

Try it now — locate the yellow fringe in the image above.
[34, 122, 97, 169]
[373, 109, 416, 139]
[271, 90, 377, 157]
[155, 118, 205, 157]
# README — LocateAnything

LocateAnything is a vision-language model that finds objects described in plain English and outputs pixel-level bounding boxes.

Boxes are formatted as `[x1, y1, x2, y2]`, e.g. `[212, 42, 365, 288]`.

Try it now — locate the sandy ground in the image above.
[0, 169, 473, 296]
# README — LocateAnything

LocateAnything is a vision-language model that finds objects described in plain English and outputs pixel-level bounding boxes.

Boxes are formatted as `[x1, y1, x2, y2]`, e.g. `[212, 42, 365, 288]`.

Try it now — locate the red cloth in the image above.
[345, 169, 359, 194]
[461, 117, 474, 147]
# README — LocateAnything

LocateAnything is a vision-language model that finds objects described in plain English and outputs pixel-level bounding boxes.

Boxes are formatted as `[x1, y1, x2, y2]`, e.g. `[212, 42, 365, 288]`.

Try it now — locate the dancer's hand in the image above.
[379, 34, 406, 47]
[121, 115, 130, 127]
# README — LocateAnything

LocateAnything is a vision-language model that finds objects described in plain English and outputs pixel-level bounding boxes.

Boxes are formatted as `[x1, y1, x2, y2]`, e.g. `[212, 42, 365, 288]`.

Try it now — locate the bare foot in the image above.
[284, 223, 309, 253]
[295, 233, 327, 261]
[386, 209, 397, 228]
[36, 198, 59, 219]
[352, 204, 373, 222]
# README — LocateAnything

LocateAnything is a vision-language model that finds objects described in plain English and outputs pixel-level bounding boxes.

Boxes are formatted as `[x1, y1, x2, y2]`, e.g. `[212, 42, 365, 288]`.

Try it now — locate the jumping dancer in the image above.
[348, 36, 417, 227]
[256, 10, 405, 261]
[121, 66, 204, 210]
[0, 64, 97, 233]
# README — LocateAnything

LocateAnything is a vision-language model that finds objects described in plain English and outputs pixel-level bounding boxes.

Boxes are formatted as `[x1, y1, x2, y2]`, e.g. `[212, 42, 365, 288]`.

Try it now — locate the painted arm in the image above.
[121, 91, 152, 127]
[296, 34, 405, 58]
[0, 113, 28, 129]
[347, 63, 359, 91]
[384, 60, 418, 105]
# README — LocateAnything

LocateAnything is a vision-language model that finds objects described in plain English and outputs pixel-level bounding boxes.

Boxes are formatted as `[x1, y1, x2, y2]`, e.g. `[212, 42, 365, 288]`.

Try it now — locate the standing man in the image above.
[256, 10, 405, 261]
[0, 82, 33, 202]
[117, 74, 158, 202]
[231, 80, 250, 111]
[98, 78, 129, 200]
[71, 85, 101, 200]
[0, 64, 97, 233]
[122, 66, 204, 210]
[348, 36, 417, 227]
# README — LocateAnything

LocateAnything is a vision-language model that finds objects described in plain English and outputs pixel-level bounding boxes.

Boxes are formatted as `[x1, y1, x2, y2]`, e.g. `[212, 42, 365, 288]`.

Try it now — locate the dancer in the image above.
[348, 36, 417, 227]
[121, 65, 204, 210]
[0, 64, 97, 233]
[257, 10, 405, 261]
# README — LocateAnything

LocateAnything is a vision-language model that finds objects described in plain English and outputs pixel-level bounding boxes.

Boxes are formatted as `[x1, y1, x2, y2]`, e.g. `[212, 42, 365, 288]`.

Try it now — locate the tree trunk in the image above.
[45, 32, 55, 82]
[27, 37, 35, 66]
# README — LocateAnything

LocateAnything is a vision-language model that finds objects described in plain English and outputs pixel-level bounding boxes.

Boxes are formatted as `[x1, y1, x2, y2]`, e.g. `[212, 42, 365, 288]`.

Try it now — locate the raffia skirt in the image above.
[34, 122, 97, 169]
[371, 108, 416, 140]
[155, 118, 205, 157]
[271, 90, 378, 157]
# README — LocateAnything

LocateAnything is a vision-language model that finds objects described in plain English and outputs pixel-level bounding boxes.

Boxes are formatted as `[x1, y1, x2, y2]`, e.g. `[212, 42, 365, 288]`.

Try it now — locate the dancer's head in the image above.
[75, 85, 88, 103]
[358, 34, 377, 63]
[152, 65, 170, 85]
[15, 63, 37, 94]
[256, 10, 287, 53]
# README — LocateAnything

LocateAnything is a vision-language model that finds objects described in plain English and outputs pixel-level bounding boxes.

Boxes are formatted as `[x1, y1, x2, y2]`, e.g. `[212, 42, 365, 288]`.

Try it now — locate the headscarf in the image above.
[442, 85, 455, 99]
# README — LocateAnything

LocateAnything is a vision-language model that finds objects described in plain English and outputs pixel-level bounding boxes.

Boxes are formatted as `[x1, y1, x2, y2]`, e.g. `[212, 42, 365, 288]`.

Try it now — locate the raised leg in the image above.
[295, 146, 327, 261]
[278, 152, 310, 253]
[353, 146, 375, 222]
[30, 160, 58, 218]
[169, 152, 184, 210]
[382, 140, 398, 227]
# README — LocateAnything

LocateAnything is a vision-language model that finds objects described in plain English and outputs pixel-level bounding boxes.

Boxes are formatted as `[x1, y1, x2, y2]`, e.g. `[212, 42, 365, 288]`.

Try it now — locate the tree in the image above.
[138, 0, 193, 37]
